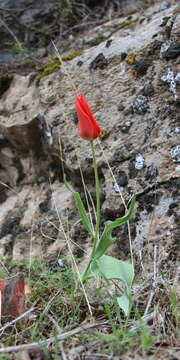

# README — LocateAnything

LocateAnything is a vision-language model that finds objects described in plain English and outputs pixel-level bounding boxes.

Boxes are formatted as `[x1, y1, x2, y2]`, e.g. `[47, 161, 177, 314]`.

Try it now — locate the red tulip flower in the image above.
[75, 93, 101, 140]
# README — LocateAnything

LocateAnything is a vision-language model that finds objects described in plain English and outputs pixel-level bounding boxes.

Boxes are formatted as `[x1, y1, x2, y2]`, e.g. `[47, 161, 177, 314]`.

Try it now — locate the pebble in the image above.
[132, 60, 151, 76]
[175, 127, 180, 134]
[117, 170, 128, 187]
[120, 121, 132, 133]
[113, 182, 122, 193]
[132, 95, 149, 114]
[57, 259, 66, 268]
[135, 154, 145, 170]
[170, 145, 180, 163]
[89, 53, 108, 70]
[160, 40, 180, 59]
[118, 103, 125, 111]
[142, 83, 154, 97]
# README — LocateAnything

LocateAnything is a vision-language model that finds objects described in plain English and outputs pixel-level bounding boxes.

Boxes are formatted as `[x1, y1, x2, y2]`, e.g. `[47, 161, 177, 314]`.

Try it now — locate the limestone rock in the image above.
[0, 0, 179, 268]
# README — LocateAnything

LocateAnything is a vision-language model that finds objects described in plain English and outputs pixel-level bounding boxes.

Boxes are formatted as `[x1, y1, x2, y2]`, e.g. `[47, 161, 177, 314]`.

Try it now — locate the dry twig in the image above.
[48, 314, 67, 360]
[144, 245, 158, 316]
[129, 310, 156, 332]
[0, 15, 22, 49]
[0, 307, 37, 335]
[0, 321, 107, 353]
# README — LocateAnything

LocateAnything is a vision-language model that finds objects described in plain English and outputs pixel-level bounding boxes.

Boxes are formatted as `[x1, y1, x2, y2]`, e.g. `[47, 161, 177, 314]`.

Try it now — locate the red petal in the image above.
[75, 94, 101, 140]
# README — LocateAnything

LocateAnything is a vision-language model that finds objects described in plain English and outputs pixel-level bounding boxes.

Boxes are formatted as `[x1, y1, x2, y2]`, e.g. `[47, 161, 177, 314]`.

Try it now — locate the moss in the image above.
[100, 129, 111, 140]
[62, 49, 82, 61]
[87, 35, 105, 47]
[172, 6, 180, 15]
[125, 52, 137, 65]
[36, 50, 82, 80]
[36, 57, 60, 81]
[116, 17, 138, 30]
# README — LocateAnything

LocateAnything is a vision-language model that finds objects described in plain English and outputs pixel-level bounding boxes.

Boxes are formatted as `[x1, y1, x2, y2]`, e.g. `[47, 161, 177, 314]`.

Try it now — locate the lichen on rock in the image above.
[161, 68, 180, 101]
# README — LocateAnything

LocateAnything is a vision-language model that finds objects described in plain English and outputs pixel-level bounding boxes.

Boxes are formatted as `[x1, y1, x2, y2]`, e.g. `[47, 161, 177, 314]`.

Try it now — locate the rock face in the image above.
[0, 1, 179, 273]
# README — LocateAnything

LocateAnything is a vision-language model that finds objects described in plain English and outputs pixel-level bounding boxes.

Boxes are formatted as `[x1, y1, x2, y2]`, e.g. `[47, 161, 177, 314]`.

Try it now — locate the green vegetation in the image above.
[0, 254, 178, 359]
[36, 50, 82, 80]
[116, 17, 138, 30]
[4, 41, 28, 56]
[35, 57, 61, 81]
[62, 49, 82, 61]
[87, 35, 106, 47]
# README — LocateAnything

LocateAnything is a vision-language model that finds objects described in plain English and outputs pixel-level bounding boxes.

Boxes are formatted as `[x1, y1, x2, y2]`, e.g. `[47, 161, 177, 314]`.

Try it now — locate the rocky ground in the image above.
[0, 0, 179, 359]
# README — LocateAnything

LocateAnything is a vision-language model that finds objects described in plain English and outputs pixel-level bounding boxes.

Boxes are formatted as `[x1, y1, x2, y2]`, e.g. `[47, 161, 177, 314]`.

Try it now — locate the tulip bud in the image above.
[75, 93, 101, 140]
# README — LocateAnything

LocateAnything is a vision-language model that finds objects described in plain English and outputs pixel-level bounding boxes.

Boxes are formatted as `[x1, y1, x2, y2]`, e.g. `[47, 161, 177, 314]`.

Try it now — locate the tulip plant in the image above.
[65, 93, 135, 316]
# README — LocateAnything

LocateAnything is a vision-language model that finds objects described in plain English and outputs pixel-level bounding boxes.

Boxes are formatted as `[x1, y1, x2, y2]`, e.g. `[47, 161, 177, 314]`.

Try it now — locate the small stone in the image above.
[105, 39, 112, 48]
[121, 52, 127, 61]
[170, 145, 180, 163]
[160, 40, 180, 59]
[57, 259, 66, 268]
[113, 182, 121, 193]
[120, 121, 132, 133]
[160, 16, 171, 27]
[77, 60, 83, 66]
[132, 60, 151, 76]
[89, 53, 108, 70]
[145, 164, 158, 181]
[39, 200, 49, 213]
[118, 104, 125, 111]
[169, 202, 178, 210]
[73, 112, 78, 125]
[175, 127, 180, 134]
[132, 95, 149, 114]
[73, 247, 84, 258]
[117, 170, 128, 187]
[142, 83, 154, 97]
[135, 154, 145, 170]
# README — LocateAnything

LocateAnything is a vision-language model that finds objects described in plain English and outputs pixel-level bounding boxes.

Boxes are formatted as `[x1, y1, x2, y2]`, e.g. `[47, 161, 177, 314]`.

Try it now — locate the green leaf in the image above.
[64, 176, 94, 236]
[94, 194, 136, 260]
[117, 293, 132, 316]
[93, 221, 116, 260]
[87, 255, 134, 287]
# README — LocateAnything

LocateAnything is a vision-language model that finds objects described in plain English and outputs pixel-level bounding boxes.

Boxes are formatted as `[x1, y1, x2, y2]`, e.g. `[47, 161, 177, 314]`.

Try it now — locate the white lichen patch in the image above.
[135, 154, 145, 170]
[113, 182, 122, 193]
[170, 145, 180, 163]
[161, 68, 180, 101]
[132, 95, 149, 114]
[175, 127, 180, 134]
[160, 40, 174, 58]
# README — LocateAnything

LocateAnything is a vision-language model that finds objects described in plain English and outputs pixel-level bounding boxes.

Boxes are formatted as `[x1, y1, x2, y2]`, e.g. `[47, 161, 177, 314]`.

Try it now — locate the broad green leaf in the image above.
[94, 194, 136, 260]
[93, 221, 116, 260]
[117, 293, 131, 316]
[86, 255, 134, 287]
[64, 176, 94, 236]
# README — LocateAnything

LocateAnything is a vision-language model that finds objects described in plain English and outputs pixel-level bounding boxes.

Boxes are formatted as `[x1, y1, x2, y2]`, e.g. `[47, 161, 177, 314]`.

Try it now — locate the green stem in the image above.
[90, 140, 100, 252]
[82, 140, 101, 282]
